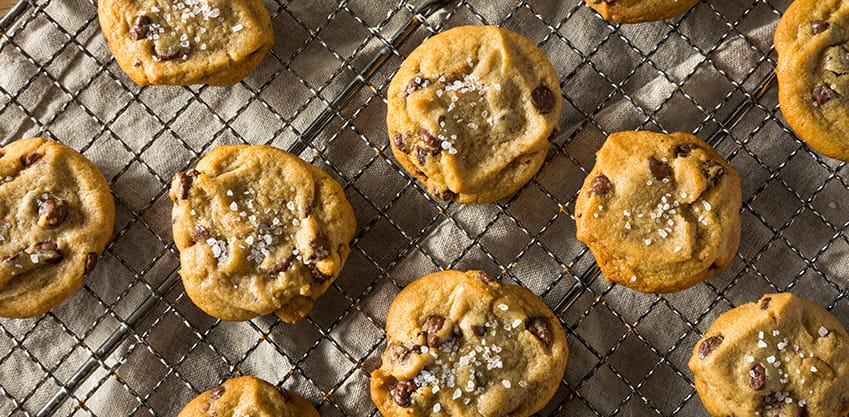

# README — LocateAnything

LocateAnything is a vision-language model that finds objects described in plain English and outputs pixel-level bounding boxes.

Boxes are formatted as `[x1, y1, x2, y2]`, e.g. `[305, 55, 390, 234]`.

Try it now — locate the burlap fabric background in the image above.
[2, 0, 848, 416]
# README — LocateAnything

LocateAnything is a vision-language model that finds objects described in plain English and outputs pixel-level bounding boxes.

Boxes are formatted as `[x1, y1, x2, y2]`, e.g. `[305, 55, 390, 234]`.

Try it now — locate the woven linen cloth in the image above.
[2, 0, 848, 416]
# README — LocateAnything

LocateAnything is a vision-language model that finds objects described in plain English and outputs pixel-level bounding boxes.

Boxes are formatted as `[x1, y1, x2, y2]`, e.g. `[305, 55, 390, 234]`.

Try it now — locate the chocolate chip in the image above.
[477, 271, 497, 284]
[433, 188, 457, 202]
[698, 335, 723, 359]
[415, 146, 430, 165]
[760, 297, 771, 310]
[21, 153, 41, 167]
[749, 364, 766, 391]
[701, 160, 726, 187]
[84, 252, 98, 276]
[35, 241, 63, 264]
[472, 325, 486, 336]
[811, 20, 830, 34]
[3, 252, 19, 263]
[391, 380, 417, 407]
[392, 132, 409, 153]
[648, 157, 671, 180]
[37, 197, 68, 228]
[129, 15, 151, 41]
[405, 77, 430, 97]
[191, 225, 211, 242]
[210, 386, 225, 400]
[310, 235, 331, 260]
[262, 257, 293, 275]
[526, 316, 553, 347]
[419, 129, 439, 151]
[424, 315, 445, 348]
[590, 174, 612, 196]
[174, 169, 198, 200]
[531, 85, 556, 114]
[307, 263, 332, 283]
[814, 84, 837, 106]
[674, 143, 698, 158]
[473, 370, 485, 387]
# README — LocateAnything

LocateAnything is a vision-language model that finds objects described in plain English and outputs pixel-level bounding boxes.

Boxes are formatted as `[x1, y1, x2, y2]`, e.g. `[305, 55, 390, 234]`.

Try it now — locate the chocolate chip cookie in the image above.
[584, 0, 700, 23]
[574, 131, 741, 293]
[0, 138, 115, 318]
[689, 293, 849, 417]
[98, 0, 274, 86]
[387, 25, 562, 204]
[169, 144, 356, 323]
[177, 376, 320, 417]
[775, 0, 849, 162]
[370, 270, 569, 417]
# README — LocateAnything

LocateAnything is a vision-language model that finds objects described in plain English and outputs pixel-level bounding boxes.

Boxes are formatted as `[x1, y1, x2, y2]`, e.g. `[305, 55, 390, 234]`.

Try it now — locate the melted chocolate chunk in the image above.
[811, 20, 830, 35]
[405, 77, 430, 97]
[307, 263, 332, 283]
[590, 174, 612, 196]
[760, 297, 771, 310]
[526, 316, 553, 346]
[674, 143, 698, 158]
[35, 241, 63, 264]
[21, 152, 41, 167]
[531, 85, 556, 114]
[191, 225, 211, 242]
[210, 386, 225, 400]
[414, 146, 430, 165]
[424, 315, 446, 348]
[174, 169, 198, 200]
[472, 325, 487, 336]
[392, 132, 410, 154]
[701, 160, 726, 187]
[477, 271, 497, 284]
[84, 252, 98, 276]
[749, 364, 766, 391]
[391, 380, 417, 407]
[310, 235, 331, 260]
[814, 84, 837, 106]
[38, 197, 69, 228]
[262, 256, 293, 275]
[648, 157, 671, 180]
[433, 188, 457, 202]
[130, 15, 152, 41]
[698, 335, 723, 359]
[419, 129, 439, 151]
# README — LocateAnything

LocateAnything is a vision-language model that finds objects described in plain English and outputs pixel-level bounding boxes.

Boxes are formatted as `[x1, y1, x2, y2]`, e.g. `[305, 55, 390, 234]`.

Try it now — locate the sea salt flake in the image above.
[818, 326, 829, 337]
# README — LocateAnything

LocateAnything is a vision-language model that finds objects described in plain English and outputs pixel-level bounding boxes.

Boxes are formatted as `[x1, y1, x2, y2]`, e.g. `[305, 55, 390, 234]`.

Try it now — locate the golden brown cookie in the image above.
[689, 293, 849, 417]
[169, 144, 356, 323]
[574, 131, 741, 293]
[370, 270, 568, 417]
[98, 0, 274, 86]
[584, 0, 701, 23]
[775, 0, 849, 162]
[177, 376, 320, 417]
[387, 25, 562, 204]
[0, 138, 115, 318]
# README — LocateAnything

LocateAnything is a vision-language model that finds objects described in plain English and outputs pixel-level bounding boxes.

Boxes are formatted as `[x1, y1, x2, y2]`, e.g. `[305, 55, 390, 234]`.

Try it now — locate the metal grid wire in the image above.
[1, 0, 848, 416]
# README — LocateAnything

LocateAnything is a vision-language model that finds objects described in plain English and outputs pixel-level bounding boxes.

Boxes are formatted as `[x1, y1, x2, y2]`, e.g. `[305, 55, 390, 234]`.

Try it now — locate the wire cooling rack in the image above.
[2, 0, 849, 416]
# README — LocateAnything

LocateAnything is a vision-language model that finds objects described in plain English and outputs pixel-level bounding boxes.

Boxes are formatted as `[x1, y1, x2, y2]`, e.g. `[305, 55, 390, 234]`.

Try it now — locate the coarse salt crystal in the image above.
[818, 326, 829, 337]
[232, 24, 243, 32]
[512, 319, 522, 328]
[758, 340, 768, 348]
[229, 202, 238, 211]
[497, 304, 508, 311]
[502, 380, 511, 389]
[433, 403, 441, 413]
[811, 366, 818, 373]
[453, 388, 462, 400]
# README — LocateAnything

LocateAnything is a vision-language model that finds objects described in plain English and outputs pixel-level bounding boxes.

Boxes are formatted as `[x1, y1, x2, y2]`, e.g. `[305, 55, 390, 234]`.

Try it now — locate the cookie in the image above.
[370, 270, 568, 417]
[775, 0, 849, 162]
[98, 0, 274, 86]
[177, 376, 320, 417]
[386, 25, 562, 204]
[688, 293, 849, 417]
[0, 138, 115, 318]
[574, 131, 741, 293]
[584, 0, 700, 23]
[169, 144, 356, 323]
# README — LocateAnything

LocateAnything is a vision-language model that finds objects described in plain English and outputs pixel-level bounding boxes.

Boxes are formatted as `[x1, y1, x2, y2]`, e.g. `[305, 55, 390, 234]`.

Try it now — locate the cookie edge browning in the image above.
[176, 375, 320, 417]
[688, 293, 849, 417]
[169, 144, 356, 322]
[775, 0, 849, 161]
[97, 0, 275, 86]
[584, 0, 701, 23]
[386, 25, 561, 204]
[369, 270, 569, 417]
[0, 138, 116, 318]
[574, 131, 742, 294]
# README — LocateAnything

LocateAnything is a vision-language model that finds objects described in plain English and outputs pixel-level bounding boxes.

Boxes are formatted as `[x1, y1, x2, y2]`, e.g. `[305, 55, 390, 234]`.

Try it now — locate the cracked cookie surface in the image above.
[177, 376, 320, 417]
[689, 293, 849, 417]
[574, 131, 741, 293]
[0, 138, 115, 318]
[370, 270, 568, 417]
[584, 0, 700, 23]
[387, 25, 562, 204]
[776, 0, 849, 161]
[98, 0, 274, 86]
[169, 144, 356, 323]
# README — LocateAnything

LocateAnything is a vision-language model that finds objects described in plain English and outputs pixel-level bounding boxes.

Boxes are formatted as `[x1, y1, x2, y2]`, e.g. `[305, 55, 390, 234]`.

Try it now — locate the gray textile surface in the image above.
[1, 0, 848, 416]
